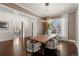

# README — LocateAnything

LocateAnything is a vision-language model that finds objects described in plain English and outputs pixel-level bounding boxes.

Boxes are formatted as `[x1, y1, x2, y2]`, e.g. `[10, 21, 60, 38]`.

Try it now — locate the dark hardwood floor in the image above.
[0, 37, 78, 56]
[58, 40, 77, 56]
[0, 37, 26, 56]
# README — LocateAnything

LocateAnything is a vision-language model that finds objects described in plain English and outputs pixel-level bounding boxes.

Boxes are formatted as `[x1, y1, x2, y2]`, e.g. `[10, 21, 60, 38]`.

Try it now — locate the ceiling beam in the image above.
[1, 3, 41, 18]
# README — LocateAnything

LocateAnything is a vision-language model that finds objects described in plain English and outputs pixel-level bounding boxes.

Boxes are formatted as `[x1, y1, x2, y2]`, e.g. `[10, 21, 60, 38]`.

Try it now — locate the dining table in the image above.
[30, 34, 58, 44]
[30, 34, 58, 55]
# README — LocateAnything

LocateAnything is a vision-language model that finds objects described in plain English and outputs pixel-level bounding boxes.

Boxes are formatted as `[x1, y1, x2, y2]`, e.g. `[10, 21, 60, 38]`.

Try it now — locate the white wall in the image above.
[0, 6, 38, 42]
[0, 13, 13, 41]
[0, 6, 44, 42]
[76, 4, 79, 55]
[37, 19, 43, 35]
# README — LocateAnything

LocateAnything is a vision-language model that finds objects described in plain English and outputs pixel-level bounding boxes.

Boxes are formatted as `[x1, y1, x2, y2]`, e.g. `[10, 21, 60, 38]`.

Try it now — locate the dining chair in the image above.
[45, 36, 60, 56]
[26, 39, 42, 56]
[46, 38, 58, 49]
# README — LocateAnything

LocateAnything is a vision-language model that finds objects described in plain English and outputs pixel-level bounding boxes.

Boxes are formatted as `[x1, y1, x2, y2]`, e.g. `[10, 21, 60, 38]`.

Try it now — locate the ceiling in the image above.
[17, 3, 78, 18]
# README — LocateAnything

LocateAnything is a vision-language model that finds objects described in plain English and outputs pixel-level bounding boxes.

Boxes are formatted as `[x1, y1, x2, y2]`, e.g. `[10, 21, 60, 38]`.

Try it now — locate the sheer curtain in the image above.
[60, 17, 68, 39]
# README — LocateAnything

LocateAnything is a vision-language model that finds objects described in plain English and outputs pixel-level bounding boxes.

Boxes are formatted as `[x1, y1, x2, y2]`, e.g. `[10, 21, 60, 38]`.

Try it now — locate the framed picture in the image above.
[0, 21, 9, 30]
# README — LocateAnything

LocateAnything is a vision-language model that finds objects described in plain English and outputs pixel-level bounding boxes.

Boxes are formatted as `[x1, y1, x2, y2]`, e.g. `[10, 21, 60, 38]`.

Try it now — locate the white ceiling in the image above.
[17, 3, 78, 17]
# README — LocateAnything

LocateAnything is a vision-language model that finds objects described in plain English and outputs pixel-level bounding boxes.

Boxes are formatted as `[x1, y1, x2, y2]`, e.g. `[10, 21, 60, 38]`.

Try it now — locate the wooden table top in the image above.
[31, 34, 58, 43]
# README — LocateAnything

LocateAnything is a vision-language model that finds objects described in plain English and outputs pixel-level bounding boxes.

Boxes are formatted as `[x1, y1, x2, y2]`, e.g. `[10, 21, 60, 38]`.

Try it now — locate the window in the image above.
[47, 17, 68, 39]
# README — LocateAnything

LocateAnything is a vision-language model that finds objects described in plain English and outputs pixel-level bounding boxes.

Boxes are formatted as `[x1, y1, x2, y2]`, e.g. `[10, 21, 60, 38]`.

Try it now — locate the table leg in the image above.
[41, 43, 45, 56]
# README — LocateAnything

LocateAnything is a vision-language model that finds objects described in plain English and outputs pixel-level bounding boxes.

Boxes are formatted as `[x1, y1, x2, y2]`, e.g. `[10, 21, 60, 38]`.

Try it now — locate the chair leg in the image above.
[31, 40, 34, 56]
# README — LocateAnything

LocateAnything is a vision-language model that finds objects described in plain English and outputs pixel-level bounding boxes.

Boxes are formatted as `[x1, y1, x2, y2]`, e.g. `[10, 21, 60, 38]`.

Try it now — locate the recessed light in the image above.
[45, 3, 49, 6]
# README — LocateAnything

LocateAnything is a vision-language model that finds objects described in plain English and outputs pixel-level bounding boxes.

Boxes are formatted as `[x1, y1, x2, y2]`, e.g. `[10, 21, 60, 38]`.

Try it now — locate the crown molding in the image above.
[16, 3, 41, 17]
